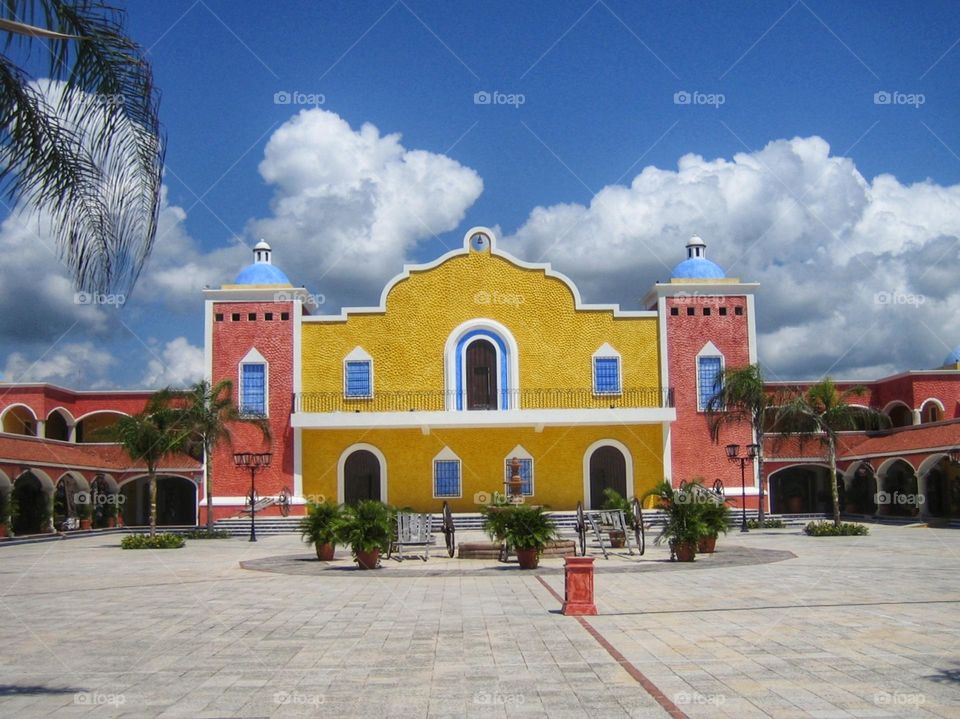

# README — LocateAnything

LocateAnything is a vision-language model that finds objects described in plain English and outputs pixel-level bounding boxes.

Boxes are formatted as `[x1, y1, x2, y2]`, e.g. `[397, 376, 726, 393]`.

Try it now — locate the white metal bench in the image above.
[388, 512, 433, 561]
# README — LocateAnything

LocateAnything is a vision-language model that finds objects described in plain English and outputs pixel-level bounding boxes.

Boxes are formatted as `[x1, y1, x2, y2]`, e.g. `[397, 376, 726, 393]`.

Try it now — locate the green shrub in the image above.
[501, 504, 558, 552]
[334, 500, 392, 554]
[804, 521, 869, 536]
[299, 500, 343, 546]
[181, 529, 231, 539]
[747, 518, 786, 529]
[121, 533, 185, 549]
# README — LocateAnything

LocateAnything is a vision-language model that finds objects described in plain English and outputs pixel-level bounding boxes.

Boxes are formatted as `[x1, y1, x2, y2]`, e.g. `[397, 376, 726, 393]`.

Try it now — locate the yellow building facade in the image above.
[292, 228, 675, 512]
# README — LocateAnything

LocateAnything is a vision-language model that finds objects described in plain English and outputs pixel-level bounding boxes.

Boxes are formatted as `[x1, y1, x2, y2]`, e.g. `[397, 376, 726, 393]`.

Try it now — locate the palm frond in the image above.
[0, 0, 164, 295]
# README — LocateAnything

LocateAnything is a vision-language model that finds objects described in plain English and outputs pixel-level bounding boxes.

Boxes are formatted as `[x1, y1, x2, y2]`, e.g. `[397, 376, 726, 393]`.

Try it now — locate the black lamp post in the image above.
[233, 452, 272, 542]
[725, 443, 759, 532]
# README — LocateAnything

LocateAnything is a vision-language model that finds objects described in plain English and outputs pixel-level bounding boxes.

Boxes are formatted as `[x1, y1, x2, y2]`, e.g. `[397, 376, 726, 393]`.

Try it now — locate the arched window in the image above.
[696, 342, 724, 411]
[445, 320, 519, 411]
[592, 343, 622, 395]
[433, 447, 462, 499]
[238, 348, 268, 416]
[343, 347, 373, 399]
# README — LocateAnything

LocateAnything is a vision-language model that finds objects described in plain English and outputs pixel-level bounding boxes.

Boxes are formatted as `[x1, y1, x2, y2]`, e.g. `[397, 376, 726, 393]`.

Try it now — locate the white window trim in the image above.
[695, 341, 724, 413]
[432, 446, 462, 499]
[343, 346, 374, 399]
[505, 444, 535, 496]
[238, 348, 269, 417]
[592, 343, 622, 396]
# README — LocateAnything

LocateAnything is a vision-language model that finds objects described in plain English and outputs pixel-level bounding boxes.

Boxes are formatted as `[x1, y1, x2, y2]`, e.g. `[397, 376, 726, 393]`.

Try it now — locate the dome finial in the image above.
[253, 239, 271, 265]
[686, 234, 706, 260]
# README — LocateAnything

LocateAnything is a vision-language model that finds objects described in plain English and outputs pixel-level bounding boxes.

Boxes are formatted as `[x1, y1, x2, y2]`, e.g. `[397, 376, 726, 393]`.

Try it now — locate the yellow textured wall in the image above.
[301, 424, 665, 512]
[300, 248, 660, 400]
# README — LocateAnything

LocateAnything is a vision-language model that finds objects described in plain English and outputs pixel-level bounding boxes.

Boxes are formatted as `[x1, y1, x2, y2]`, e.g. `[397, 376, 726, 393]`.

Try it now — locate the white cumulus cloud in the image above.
[501, 136, 960, 379]
[140, 336, 205, 389]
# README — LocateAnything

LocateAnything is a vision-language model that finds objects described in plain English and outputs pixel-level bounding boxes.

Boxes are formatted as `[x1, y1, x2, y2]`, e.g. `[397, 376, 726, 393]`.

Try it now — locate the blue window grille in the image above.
[434, 460, 461, 498]
[593, 356, 621, 394]
[698, 356, 723, 410]
[345, 360, 372, 397]
[240, 363, 266, 415]
[504, 458, 534, 495]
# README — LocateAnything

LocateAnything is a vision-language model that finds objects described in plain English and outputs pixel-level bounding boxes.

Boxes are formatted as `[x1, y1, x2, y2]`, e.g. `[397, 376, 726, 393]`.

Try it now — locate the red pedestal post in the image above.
[562, 556, 597, 616]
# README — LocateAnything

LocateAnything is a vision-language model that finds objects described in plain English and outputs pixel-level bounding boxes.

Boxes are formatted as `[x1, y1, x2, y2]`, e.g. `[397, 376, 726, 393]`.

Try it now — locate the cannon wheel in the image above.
[277, 487, 292, 517]
[631, 497, 645, 556]
[575, 501, 587, 557]
[441, 501, 455, 558]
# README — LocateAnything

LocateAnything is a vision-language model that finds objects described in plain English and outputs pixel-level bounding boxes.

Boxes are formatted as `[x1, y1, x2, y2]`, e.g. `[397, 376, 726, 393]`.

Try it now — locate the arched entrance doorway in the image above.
[877, 459, 919, 517]
[91, 474, 120, 528]
[343, 450, 382, 505]
[54, 473, 89, 529]
[465, 339, 498, 410]
[12, 471, 52, 534]
[120, 476, 197, 526]
[588, 445, 627, 509]
[2, 405, 37, 436]
[75, 411, 126, 443]
[918, 456, 958, 519]
[45, 410, 71, 441]
[844, 463, 877, 515]
[769, 465, 834, 514]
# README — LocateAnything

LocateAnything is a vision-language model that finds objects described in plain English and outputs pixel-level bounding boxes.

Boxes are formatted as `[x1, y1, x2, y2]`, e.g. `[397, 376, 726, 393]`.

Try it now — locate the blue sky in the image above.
[3, 0, 960, 387]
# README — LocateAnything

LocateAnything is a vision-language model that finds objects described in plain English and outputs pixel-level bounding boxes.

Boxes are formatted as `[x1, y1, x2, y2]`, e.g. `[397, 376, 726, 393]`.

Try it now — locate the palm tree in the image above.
[774, 378, 889, 526]
[1, 1, 164, 295]
[112, 407, 186, 537]
[706, 364, 777, 524]
[154, 380, 270, 531]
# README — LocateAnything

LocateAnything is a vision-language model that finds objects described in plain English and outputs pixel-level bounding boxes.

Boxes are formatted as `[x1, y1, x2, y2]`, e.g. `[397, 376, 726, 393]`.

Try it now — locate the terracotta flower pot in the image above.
[697, 535, 717, 554]
[609, 530, 626, 548]
[106, 517, 116, 528]
[0, 525, 7, 538]
[516, 547, 539, 569]
[354, 548, 380, 569]
[79, 519, 92, 530]
[674, 542, 696, 562]
[315, 542, 335, 561]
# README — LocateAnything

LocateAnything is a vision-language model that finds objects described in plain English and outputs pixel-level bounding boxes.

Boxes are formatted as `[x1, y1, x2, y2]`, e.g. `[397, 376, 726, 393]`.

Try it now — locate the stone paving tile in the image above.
[1, 526, 959, 717]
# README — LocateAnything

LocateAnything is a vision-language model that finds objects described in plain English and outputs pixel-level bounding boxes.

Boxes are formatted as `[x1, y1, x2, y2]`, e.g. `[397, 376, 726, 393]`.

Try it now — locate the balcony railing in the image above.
[294, 387, 674, 413]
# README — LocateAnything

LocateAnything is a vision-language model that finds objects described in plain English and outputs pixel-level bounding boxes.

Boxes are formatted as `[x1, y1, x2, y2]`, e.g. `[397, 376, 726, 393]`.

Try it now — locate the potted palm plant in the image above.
[501, 504, 557, 569]
[697, 494, 731, 553]
[645, 481, 707, 562]
[334, 500, 392, 569]
[299, 500, 343, 560]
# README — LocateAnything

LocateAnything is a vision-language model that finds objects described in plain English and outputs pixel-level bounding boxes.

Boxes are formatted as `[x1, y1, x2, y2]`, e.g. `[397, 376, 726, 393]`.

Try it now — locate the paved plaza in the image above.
[0, 525, 958, 718]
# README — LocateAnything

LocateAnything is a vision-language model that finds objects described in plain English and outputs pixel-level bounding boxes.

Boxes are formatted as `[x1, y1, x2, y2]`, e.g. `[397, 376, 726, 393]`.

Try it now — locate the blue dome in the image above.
[233, 263, 291, 285]
[671, 257, 726, 279]
[943, 346, 960, 366]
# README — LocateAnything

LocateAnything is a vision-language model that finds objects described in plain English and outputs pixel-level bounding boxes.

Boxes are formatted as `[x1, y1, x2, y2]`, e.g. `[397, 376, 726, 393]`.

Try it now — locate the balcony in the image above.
[291, 388, 675, 431]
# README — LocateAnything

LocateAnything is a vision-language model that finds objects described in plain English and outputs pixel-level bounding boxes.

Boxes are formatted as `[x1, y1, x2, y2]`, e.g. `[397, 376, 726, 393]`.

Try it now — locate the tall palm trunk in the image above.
[757, 454, 766, 525]
[827, 439, 840, 526]
[205, 442, 215, 531]
[149, 470, 157, 538]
